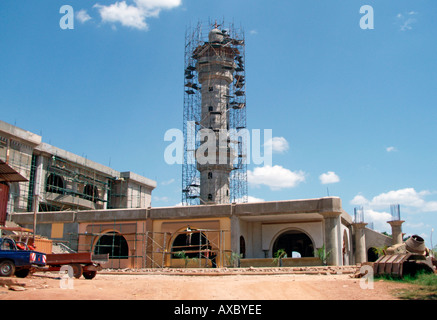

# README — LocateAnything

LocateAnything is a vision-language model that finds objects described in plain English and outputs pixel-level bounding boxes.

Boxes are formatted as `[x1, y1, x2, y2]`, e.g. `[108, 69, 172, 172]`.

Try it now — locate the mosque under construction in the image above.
[0, 22, 401, 269]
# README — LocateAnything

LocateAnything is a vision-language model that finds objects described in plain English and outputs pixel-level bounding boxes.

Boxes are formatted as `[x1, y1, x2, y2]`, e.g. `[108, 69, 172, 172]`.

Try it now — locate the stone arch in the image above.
[46, 173, 64, 194]
[83, 184, 99, 203]
[170, 227, 210, 259]
[94, 231, 129, 259]
[271, 228, 315, 258]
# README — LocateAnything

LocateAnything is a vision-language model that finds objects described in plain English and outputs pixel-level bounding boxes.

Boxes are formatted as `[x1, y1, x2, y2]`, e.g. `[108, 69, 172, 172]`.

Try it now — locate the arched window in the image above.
[208, 172, 213, 179]
[46, 174, 64, 194]
[83, 184, 99, 203]
[94, 232, 128, 259]
[272, 230, 314, 258]
[208, 194, 213, 201]
[172, 229, 210, 259]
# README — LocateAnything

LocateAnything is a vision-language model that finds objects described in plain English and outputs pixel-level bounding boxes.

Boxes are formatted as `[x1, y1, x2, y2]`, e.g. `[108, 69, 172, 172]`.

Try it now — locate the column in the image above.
[230, 213, 240, 257]
[387, 220, 405, 246]
[31, 155, 43, 213]
[352, 222, 368, 264]
[321, 212, 341, 266]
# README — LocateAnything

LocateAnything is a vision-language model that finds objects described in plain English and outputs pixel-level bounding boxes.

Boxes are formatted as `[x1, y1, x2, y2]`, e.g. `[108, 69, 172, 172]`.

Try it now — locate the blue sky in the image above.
[1, 0, 436, 248]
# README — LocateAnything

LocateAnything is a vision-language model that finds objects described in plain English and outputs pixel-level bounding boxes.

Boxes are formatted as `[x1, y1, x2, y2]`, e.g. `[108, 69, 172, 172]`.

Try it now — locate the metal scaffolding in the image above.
[71, 221, 231, 269]
[182, 20, 248, 205]
[39, 155, 111, 211]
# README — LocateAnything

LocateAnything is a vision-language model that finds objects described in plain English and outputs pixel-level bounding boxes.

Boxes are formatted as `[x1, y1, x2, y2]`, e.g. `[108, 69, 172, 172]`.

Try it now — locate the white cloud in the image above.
[264, 137, 289, 153]
[247, 195, 264, 202]
[396, 11, 418, 31]
[351, 188, 437, 215]
[370, 188, 429, 209]
[248, 165, 305, 190]
[423, 201, 437, 212]
[76, 9, 92, 23]
[234, 195, 265, 203]
[350, 188, 437, 231]
[350, 194, 369, 206]
[94, 0, 182, 30]
[401, 18, 416, 31]
[94, 2, 147, 30]
[319, 171, 340, 184]
[364, 209, 392, 231]
[386, 146, 397, 152]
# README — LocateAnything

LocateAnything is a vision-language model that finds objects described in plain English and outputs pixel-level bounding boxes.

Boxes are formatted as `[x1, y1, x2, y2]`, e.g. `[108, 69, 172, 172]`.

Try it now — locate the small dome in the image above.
[208, 28, 224, 43]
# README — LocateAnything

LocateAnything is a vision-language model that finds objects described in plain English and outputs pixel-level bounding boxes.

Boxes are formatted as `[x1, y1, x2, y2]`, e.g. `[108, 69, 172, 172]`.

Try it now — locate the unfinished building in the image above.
[4, 23, 399, 270]
[183, 21, 248, 206]
[0, 120, 156, 221]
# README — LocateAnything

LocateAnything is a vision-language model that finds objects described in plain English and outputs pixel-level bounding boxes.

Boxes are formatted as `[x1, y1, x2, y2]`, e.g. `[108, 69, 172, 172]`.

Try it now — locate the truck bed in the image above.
[46, 252, 108, 265]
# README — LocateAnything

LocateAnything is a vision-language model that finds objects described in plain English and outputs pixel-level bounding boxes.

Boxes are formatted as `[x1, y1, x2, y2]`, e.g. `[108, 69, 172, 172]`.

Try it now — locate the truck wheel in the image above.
[0, 260, 16, 277]
[70, 264, 83, 279]
[83, 271, 97, 279]
[14, 269, 30, 278]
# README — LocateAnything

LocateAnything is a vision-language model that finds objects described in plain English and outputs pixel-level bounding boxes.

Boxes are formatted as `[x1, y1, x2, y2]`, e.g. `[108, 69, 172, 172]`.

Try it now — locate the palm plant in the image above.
[314, 244, 331, 266]
[273, 249, 287, 267]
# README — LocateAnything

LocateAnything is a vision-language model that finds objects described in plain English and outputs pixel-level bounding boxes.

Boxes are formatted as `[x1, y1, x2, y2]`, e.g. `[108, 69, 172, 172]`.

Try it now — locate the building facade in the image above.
[11, 195, 394, 269]
[0, 120, 156, 223]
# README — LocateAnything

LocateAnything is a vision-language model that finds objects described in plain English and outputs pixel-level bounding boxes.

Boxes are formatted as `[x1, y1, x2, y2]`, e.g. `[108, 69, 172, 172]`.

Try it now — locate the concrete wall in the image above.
[364, 227, 392, 253]
[10, 197, 362, 268]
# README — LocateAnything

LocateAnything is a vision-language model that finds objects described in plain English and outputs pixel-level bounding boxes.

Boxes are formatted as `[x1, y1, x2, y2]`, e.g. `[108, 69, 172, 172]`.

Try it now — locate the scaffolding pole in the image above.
[182, 20, 248, 206]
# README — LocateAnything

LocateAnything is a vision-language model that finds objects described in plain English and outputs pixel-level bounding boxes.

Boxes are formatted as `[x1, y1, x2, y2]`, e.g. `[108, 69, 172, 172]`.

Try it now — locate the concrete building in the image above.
[3, 115, 395, 268]
[4, 25, 400, 270]
[10, 195, 396, 269]
[0, 120, 156, 224]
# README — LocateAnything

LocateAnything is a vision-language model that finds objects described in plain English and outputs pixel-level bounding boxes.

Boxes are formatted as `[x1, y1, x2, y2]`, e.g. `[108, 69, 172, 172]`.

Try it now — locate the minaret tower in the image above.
[183, 21, 247, 205]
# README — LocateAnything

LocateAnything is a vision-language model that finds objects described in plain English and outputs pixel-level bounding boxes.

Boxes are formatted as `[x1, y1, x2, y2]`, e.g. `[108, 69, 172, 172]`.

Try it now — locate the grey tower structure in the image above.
[183, 21, 247, 205]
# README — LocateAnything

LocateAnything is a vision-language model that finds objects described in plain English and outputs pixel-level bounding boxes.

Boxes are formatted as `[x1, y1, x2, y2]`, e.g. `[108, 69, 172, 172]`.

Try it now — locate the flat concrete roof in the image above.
[0, 120, 42, 146]
[11, 197, 351, 225]
[120, 171, 157, 189]
[35, 142, 121, 178]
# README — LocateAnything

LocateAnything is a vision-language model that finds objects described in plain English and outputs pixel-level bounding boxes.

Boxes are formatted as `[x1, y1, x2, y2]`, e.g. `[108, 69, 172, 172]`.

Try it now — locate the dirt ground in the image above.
[0, 270, 416, 300]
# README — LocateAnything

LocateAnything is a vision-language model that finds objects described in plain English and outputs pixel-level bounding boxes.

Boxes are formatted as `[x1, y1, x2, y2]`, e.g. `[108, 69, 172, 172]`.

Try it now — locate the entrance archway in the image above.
[94, 231, 129, 259]
[272, 229, 314, 258]
[171, 228, 210, 259]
